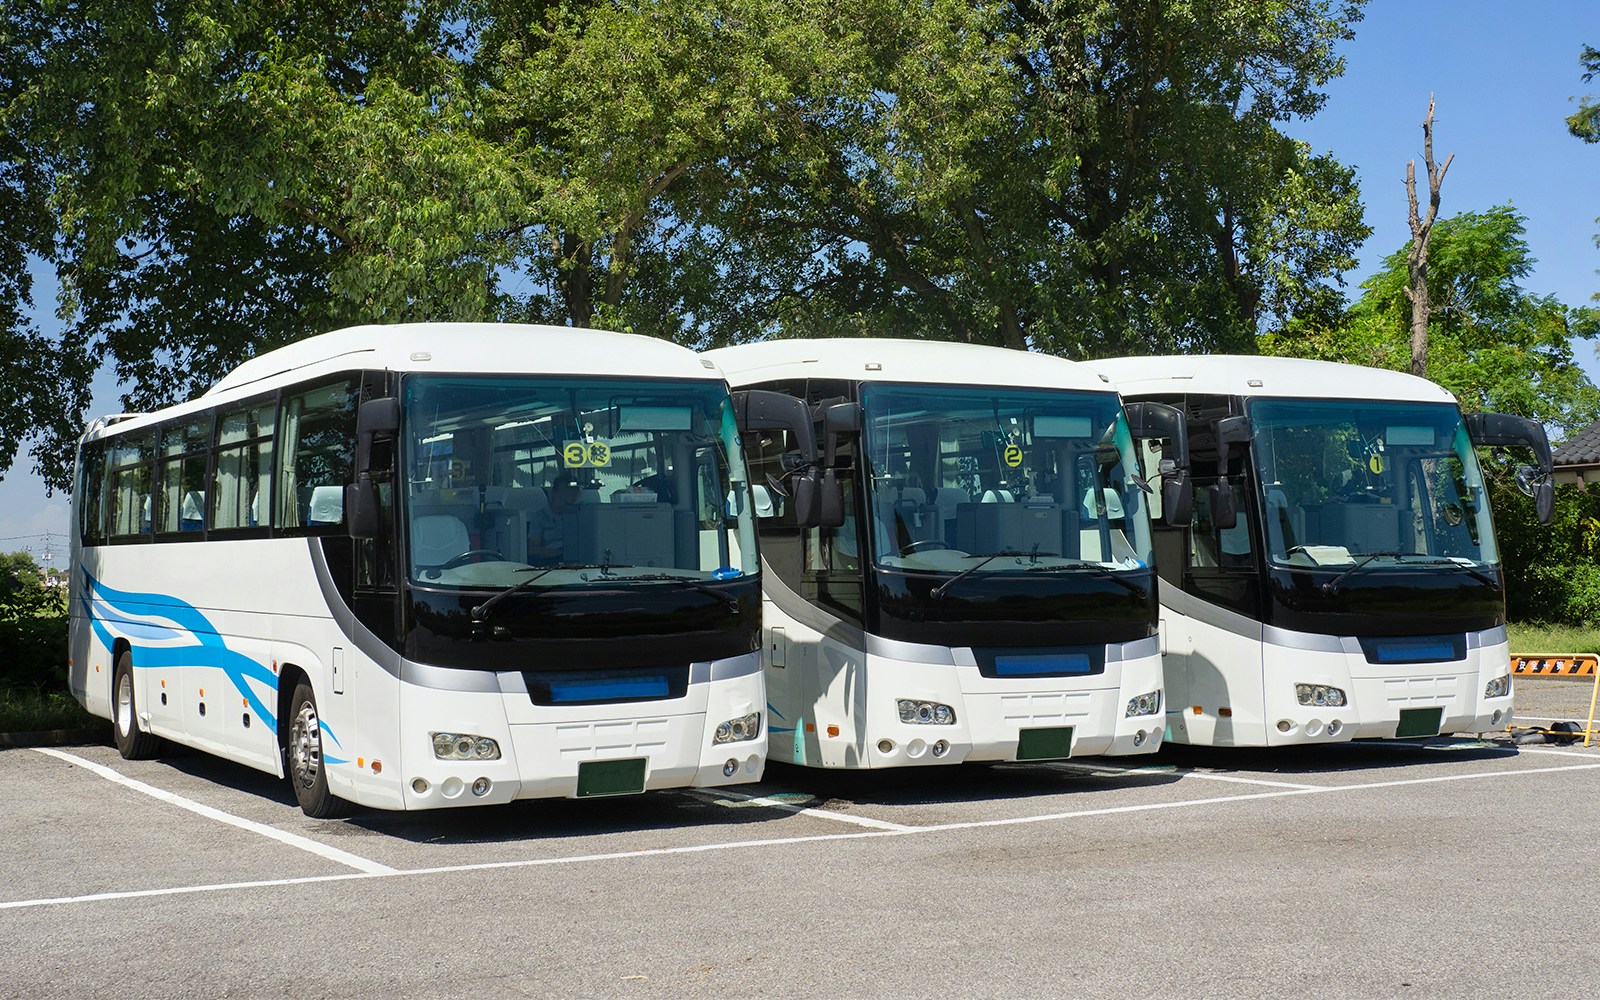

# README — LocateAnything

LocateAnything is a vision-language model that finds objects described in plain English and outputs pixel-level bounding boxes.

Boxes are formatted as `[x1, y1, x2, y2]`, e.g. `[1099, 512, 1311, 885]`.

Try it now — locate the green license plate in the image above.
[576, 758, 647, 797]
[1396, 707, 1444, 739]
[1016, 727, 1074, 761]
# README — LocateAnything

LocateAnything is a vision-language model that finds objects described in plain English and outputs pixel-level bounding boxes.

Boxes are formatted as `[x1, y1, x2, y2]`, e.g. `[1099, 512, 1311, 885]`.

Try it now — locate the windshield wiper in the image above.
[1023, 562, 1151, 595]
[619, 573, 742, 613]
[470, 563, 612, 622]
[931, 550, 1040, 600]
[1318, 551, 1422, 594]
[1375, 556, 1500, 588]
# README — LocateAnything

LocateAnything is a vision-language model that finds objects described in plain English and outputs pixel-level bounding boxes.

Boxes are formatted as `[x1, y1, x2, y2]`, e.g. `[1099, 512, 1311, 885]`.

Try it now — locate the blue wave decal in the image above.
[317, 719, 348, 763]
[765, 702, 795, 733]
[82, 568, 281, 733]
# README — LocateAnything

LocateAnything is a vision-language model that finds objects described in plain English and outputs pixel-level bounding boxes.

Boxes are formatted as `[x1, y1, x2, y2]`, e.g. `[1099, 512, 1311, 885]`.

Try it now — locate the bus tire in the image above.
[285, 681, 354, 818]
[112, 650, 161, 760]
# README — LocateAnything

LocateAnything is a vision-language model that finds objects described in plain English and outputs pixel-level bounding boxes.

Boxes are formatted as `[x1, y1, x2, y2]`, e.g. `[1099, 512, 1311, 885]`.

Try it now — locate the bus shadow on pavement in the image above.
[752, 758, 1184, 810]
[1153, 735, 1520, 776]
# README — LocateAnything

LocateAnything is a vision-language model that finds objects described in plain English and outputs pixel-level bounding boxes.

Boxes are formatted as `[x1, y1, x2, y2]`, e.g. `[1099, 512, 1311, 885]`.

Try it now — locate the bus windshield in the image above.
[401, 375, 758, 588]
[1248, 398, 1498, 570]
[860, 383, 1153, 577]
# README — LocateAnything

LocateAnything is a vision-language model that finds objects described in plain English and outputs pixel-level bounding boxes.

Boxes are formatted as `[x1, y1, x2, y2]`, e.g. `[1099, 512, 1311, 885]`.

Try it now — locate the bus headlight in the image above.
[713, 713, 762, 745]
[897, 699, 956, 725]
[1125, 690, 1162, 717]
[1295, 684, 1347, 708]
[1484, 674, 1511, 699]
[431, 732, 502, 761]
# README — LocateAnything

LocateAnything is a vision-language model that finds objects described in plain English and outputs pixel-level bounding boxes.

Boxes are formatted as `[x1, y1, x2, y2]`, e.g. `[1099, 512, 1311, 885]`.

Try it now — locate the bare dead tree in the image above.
[1404, 96, 1454, 378]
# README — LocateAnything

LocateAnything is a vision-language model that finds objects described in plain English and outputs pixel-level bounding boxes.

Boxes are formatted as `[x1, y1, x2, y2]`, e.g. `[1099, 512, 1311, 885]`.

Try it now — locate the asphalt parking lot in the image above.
[3, 680, 1598, 999]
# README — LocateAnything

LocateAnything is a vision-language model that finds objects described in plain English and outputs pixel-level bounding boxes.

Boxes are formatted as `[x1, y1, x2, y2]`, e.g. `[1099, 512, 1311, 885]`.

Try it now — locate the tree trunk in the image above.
[1404, 96, 1454, 379]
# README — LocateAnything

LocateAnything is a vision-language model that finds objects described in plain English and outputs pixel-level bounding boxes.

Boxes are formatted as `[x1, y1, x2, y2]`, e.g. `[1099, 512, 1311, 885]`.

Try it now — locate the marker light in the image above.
[713, 713, 762, 745]
[431, 732, 502, 761]
[897, 699, 957, 725]
[1125, 690, 1162, 717]
[1295, 684, 1347, 708]
[1484, 675, 1511, 699]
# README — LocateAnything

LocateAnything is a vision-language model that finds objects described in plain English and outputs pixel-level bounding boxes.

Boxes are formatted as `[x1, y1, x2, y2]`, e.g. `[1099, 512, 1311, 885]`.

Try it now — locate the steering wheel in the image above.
[437, 549, 507, 570]
[901, 539, 950, 555]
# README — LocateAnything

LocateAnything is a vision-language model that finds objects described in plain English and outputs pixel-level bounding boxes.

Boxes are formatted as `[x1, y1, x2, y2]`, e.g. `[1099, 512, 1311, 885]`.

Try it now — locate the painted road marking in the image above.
[686, 788, 915, 831]
[7, 754, 1596, 912]
[32, 749, 395, 876]
[1050, 760, 1322, 790]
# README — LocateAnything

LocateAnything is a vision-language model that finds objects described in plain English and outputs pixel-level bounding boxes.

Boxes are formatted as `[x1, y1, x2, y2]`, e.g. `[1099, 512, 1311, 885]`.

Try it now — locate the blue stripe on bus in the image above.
[991, 653, 1093, 676]
[547, 677, 671, 703]
[81, 567, 283, 733]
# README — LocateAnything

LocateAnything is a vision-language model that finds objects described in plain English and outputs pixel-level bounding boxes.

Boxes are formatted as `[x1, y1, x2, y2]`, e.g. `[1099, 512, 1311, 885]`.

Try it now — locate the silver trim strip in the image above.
[1108, 635, 1161, 661]
[1159, 584, 1265, 641]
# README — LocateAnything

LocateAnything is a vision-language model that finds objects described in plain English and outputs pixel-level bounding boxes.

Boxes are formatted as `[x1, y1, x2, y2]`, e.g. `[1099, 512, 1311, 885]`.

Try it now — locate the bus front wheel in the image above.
[112, 650, 161, 760]
[286, 681, 354, 818]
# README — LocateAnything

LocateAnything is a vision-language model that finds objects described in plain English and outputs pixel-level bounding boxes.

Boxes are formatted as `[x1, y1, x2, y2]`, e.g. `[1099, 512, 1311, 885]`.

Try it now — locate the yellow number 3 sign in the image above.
[563, 441, 612, 468]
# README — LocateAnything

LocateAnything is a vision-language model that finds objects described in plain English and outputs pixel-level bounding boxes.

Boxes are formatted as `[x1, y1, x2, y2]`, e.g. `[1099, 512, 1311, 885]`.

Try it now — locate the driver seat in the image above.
[412, 514, 471, 568]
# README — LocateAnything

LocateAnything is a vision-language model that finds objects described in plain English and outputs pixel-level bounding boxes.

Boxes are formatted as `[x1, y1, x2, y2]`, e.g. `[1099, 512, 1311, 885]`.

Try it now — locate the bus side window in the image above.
[109, 432, 155, 539]
[277, 380, 357, 530]
[213, 400, 275, 531]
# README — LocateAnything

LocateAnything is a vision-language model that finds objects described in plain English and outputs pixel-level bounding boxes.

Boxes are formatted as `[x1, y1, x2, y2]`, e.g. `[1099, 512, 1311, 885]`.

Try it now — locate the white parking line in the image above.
[686, 788, 915, 831]
[1050, 761, 1321, 790]
[32, 749, 396, 876]
[8, 755, 1596, 912]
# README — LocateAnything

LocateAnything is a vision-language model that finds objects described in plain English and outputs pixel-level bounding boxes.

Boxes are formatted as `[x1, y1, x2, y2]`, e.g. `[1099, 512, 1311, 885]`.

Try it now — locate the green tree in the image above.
[1263, 205, 1600, 438]
[0, 550, 54, 621]
[1568, 44, 1600, 143]
[728, 0, 1371, 354]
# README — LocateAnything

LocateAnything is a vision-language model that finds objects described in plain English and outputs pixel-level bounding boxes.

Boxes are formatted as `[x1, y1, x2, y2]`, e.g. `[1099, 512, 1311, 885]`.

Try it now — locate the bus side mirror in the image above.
[732, 390, 818, 463]
[346, 479, 379, 539]
[1163, 475, 1194, 527]
[355, 397, 400, 476]
[1517, 464, 1556, 524]
[1208, 479, 1238, 531]
[348, 397, 398, 540]
[1126, 401, 1192, 527]
[1467, 412, 1555, 526]
[820, 401, 861, 469]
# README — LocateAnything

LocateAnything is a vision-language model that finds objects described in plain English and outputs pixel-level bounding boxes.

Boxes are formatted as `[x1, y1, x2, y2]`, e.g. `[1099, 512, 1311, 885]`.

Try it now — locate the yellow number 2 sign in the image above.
[1003, 445, 1024, 468]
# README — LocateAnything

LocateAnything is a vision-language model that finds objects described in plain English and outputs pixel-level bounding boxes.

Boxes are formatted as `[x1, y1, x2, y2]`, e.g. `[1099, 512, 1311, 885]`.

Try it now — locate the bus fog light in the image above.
[877, 738, 896, 754]
[1492, 709, 1504, 726]
[1295, 684, 1346, 708]
[1132, 730, 1147, 747]
[1327, 719, 1343, 737]
[713, 712, 762, 745]
[1277, 720, 1294, 733]
[1125, 690, 1162, 717]
[1484, 674, 1511, 699]
[722, 758, 738, 777]
[471, 777, 492, 797]
[411, 777, 430, 794]
[897, 699, 957, 725]
[931, 739, 950, 757]
[432, 732, 502, 761]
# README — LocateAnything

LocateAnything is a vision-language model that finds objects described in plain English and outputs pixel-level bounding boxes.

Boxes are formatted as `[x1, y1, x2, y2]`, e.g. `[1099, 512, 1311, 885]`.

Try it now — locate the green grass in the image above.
[1506, 622, 1600, 656]
[0, 687, 99, 734]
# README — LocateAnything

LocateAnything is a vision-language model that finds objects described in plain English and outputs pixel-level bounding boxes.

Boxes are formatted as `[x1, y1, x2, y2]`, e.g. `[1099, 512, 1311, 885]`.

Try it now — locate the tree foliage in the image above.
[8, 0, 1372, 490]
[1262, 205, 1600, 438]
[1569, 44, 1600, 143]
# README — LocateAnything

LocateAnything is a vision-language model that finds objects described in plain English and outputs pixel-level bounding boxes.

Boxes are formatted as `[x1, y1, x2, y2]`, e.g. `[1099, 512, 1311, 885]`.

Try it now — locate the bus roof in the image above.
[80, 324, 726, 442]
[703, 339, 1113, 393]
[206, 323, 719, 397]
[1093, 355, 1459, 405]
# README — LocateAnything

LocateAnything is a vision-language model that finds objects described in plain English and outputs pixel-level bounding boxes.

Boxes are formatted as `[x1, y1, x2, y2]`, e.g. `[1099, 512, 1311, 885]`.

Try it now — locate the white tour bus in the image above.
[1096, 355, 1553, 747]
[703, 339, 1181, 768]
[69, 323, 814, 815]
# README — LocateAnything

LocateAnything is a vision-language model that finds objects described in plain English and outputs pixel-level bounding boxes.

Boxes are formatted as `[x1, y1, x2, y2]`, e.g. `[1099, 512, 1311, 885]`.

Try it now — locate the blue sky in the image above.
[4, 0, 1598, 566]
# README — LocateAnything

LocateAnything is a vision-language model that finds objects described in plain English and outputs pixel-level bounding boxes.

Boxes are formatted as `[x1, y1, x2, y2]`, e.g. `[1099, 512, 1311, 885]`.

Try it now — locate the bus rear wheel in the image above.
[285, 681, 354, 818]
[112, 650, 160, 760]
